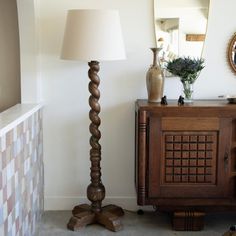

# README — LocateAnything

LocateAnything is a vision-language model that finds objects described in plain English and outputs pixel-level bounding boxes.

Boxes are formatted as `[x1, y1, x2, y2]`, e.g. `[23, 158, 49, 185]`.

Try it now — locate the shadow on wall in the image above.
[0, 0, 21, 112]
[100, 102, 136, 196]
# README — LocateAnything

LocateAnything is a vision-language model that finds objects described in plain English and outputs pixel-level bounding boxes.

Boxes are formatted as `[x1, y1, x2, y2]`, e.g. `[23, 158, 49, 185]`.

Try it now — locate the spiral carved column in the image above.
[87, 61, 105, 213]
[67, 61, 124, 232]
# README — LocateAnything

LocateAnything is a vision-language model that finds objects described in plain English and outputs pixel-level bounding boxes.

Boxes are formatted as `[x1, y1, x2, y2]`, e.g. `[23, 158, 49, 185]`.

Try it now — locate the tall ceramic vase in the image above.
[146, 47, 165, 103]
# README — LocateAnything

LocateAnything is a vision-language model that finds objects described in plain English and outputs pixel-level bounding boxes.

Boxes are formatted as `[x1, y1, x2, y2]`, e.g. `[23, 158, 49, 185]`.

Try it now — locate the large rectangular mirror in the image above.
[154, 0, 210, 64]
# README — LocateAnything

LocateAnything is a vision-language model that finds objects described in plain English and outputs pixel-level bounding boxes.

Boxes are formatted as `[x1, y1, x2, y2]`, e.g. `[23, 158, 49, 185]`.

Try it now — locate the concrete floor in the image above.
[38, 210, 236, 236]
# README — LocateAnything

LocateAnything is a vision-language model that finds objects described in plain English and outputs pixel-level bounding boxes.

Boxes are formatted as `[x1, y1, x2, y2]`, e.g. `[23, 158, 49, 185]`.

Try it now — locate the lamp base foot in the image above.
[67, 204, 124, 232]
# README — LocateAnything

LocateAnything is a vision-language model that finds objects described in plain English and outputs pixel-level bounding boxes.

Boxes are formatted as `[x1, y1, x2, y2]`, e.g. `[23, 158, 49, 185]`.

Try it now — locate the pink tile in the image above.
[15, 217, 19, 232]
[4, 219, 8, 235]
[2, 151, 6, 169]
[17, 123, 23, 136]
[0, 173, 2, 190]
[7, 194, 14, 214]
[6, 130, 13, 147]
[6, 147, 11, 166]
[0, 109, 43, 236]
[3, 186, 7, 203]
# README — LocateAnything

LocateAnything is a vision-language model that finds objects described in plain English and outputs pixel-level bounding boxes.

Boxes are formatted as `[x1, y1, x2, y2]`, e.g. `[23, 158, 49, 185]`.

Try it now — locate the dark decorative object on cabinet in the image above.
[135, 99, 236, 231]
[178, 95, 185, 105]
[161, 96, 168, 105]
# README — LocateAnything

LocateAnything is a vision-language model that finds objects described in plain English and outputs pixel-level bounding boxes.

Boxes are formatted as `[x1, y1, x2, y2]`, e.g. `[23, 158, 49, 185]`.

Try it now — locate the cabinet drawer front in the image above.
[162, 118, 219, 131]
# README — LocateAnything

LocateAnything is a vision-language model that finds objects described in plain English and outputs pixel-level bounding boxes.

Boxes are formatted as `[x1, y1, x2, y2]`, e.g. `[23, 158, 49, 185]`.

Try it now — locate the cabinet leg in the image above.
[137, 209, 144, 215]
[172, 211, 205, 231]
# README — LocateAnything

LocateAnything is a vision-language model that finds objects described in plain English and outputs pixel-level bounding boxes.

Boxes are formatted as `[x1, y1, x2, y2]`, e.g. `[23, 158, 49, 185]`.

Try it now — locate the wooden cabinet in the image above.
[135, 100, 236, 230]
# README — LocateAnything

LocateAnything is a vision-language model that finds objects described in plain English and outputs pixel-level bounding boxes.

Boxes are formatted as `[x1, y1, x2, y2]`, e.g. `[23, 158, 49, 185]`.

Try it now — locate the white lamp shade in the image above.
[61, 9, 126, 61]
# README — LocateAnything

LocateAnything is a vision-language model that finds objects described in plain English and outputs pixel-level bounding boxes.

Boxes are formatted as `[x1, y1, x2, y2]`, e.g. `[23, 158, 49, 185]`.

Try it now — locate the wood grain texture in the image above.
[67, 61, 124, 232]
[87, 61, 105, 213]
[161, 117, 219, 130]
[135, 99, 236, 230]
[172, 211, 205, 231]
[186, 34, 205, 41]
[137, 110, 147, 205]
[227, 33, 236, 75]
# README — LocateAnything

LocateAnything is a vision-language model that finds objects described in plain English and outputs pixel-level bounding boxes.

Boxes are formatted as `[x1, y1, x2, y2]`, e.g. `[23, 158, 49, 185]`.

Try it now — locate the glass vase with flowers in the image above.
[166, 57, 205, 103]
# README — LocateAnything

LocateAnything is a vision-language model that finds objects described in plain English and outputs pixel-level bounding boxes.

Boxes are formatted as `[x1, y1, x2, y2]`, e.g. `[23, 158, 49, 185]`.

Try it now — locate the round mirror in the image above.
[154, 0, 210, 65]
[227, 33, 236, 75]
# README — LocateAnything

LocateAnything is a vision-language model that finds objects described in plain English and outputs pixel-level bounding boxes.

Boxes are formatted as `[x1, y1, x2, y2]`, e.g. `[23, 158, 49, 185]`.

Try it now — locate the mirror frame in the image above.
[228, 33, 236, 75]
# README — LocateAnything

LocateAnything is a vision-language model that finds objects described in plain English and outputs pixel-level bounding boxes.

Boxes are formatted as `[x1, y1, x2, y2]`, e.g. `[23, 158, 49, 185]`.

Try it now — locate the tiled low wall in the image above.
[0, 105, 43, 236]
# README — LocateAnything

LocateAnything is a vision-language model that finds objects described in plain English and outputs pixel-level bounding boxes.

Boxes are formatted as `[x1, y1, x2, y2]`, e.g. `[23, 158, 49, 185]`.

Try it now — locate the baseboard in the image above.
[44, 196, 153, 212]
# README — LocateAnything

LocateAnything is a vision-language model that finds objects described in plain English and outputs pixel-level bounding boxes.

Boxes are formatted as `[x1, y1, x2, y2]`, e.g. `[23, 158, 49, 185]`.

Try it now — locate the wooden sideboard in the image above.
[135, 99, 236, 230]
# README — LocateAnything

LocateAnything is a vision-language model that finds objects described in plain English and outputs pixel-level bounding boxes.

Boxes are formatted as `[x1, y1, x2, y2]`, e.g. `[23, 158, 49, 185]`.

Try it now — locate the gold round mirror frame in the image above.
[227, 33, 236, 75]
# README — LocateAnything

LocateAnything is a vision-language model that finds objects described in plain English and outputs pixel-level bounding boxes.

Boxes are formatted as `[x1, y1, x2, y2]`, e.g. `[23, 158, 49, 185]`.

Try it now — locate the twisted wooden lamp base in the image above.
[67, 61, 124, 232]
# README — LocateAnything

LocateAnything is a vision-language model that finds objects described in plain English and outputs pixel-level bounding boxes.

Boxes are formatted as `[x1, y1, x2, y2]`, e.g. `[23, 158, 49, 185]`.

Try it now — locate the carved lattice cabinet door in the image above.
[148, 116, 232, 199]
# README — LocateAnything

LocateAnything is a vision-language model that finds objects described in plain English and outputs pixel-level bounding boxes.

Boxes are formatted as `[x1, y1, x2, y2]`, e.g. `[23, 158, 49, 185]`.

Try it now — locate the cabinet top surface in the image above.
[136, 99, 236, 110]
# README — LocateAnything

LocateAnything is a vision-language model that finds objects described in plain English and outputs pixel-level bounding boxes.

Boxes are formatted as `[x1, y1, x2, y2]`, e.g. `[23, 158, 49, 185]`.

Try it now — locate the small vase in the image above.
[146, 48, 165, 103]
[181, 80, 194, 103]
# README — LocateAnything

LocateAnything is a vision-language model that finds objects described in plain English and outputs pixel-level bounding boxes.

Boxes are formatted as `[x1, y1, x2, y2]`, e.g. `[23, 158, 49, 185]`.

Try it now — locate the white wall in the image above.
[31, 0, 236, 210]
[38, 0, 154, 210]
[17, 0, 41, 103]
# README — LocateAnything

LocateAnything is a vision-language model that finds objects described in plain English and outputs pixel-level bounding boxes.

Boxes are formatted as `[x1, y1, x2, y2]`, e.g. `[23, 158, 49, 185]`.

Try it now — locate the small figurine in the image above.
[178, 95, 185, 105]
[161, 95, 168, 105]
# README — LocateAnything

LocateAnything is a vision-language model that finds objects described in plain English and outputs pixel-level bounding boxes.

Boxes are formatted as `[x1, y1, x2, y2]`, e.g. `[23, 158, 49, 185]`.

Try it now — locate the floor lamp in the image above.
[61, 9, 126, 231]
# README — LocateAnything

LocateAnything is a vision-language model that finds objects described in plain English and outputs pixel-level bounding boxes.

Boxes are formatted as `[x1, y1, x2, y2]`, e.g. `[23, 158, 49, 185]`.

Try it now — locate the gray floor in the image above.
[38, 210, 236, 236]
